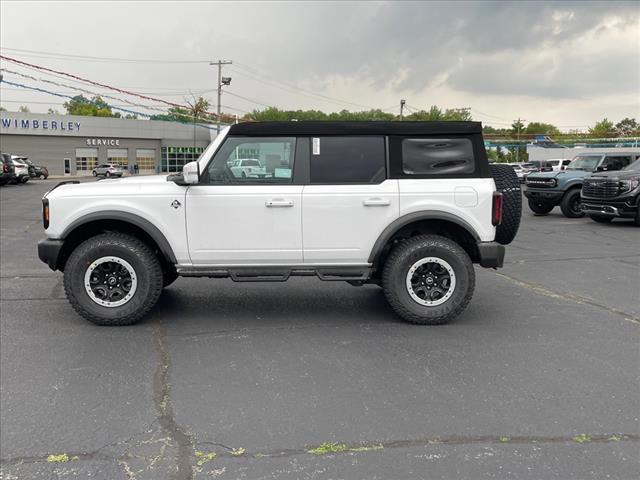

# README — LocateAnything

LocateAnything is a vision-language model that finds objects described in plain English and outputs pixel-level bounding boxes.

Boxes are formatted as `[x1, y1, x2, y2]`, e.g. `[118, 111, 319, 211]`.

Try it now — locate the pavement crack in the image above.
[153, 323, 195, 480]
[494, 271, 640, 324]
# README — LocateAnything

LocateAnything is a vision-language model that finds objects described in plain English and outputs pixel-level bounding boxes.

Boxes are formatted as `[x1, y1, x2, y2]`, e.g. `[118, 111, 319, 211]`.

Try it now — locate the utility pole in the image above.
[210, 60, 232, 134]
[400, 99, 406, 121]
[514, 117, 525, 163]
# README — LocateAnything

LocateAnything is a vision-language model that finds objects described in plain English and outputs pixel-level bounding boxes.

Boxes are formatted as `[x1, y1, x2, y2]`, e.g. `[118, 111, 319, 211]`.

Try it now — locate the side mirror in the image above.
[596, 165, 607, 172]
[182, 161, 200, 184]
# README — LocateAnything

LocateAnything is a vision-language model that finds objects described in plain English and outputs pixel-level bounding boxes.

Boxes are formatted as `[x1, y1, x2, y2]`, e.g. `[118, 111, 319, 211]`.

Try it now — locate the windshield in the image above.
[566, 155, 601, 171]
[624, 158, 640, 171]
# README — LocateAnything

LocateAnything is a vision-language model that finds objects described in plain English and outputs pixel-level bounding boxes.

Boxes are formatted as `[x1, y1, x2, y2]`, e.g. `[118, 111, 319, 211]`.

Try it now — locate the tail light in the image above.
[492, 192, 503, 226]
[42, 198, 50, 229]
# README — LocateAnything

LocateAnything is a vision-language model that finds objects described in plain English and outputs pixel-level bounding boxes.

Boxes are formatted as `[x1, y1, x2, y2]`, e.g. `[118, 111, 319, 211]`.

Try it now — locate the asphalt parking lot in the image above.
[1, 179, 638, 480]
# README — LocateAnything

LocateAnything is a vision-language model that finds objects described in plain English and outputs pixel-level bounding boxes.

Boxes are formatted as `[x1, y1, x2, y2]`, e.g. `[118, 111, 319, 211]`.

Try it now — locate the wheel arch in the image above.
[368, 212, 481, 273]
[57, 211, 177, 271]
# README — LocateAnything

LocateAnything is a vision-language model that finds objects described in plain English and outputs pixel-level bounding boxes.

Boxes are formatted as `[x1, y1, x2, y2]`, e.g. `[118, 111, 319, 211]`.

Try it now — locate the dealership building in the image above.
[0, 112, 218, 176]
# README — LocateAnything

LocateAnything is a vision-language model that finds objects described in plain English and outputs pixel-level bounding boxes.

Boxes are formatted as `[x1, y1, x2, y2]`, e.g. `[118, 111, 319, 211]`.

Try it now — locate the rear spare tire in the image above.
[489, 164, 522, 245]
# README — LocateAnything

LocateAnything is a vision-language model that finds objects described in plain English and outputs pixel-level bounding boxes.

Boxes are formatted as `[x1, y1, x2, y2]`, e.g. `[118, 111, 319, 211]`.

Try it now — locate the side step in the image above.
[176, 265, 372, 282]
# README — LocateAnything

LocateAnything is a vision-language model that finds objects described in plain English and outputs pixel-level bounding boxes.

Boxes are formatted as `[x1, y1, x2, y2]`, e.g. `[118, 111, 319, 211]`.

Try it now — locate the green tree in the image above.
[47, 108, 60, 114]
[0, 106, 6, 112]
[18, 105, 30, 113]
[615, 117, 638, 136]
[511, 119, 525, 135]
[524, 122, 560, 135]
[589, 118, 615, 136]
[63, 95, 116, 117]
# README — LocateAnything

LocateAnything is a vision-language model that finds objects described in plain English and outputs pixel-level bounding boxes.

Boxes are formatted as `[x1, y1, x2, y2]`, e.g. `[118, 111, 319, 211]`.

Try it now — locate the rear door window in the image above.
[401, 137, 474, 175]
[309, 136, 385, 184]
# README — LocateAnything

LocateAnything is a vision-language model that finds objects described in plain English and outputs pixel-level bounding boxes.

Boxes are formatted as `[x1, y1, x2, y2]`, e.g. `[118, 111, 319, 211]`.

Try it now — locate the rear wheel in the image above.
[382, 235, 475, 325]
[589, 214, 613, 223]
[560, 189, 584, 218]
[489, 164, 522, 245]
[106, 171, 111, 177]
[528, 199, 554, 215]
[63, 233, 163, 326]
[92, 171, 97, 177]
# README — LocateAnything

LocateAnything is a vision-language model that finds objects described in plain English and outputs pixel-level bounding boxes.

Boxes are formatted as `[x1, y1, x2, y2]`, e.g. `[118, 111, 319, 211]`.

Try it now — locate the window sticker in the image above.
[312, 137, 320, 155]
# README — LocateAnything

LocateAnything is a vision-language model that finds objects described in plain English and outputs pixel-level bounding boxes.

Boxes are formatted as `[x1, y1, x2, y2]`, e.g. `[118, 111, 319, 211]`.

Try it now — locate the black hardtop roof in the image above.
[228, 121, 482, 136]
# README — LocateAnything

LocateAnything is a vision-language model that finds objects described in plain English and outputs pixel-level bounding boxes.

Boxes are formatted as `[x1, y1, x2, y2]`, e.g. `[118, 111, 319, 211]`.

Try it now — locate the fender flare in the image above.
[61, 210, 177, 264]
[368, 211, 481, 264]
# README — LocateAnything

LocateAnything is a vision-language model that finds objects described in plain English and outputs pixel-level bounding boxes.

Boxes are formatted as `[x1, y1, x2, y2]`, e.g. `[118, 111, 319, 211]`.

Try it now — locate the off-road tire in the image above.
[382, 235, 475, 325]
[528, 199, 554, 215]
[589, 214, 613, 223]
[63, 233, 163, 326]
[489, 164, 521, 245]
[560, 188, 584, 218]
[635, 207, 640, 227]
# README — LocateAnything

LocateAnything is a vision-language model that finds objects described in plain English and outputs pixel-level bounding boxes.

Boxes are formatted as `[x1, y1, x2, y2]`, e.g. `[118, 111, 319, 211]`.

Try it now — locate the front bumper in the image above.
[523, 188, 564, 204]
[581, 196, 638, 218]
[477, 241, 505, 268]
[38, 238, 64, 270]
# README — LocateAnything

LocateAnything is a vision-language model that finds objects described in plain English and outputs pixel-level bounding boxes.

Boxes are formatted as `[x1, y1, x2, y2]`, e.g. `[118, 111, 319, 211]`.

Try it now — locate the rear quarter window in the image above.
[309, 136, 385, 184]
[401, 137, 474, 175]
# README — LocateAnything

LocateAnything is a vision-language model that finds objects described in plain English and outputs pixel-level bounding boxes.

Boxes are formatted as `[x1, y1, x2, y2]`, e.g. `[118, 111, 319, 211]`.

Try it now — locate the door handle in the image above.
[363, 198, 391, 206]
[265, 199, 294, 207]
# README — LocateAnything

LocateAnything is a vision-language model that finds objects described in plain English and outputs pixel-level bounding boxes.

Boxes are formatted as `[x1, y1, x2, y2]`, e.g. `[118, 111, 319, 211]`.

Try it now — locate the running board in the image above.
[176, 266, 372, 282]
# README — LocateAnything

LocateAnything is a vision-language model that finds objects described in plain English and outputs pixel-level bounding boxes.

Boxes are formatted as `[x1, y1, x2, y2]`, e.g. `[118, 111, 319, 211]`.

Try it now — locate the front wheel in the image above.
[382, 235, 475, 325]
[528, 199, 554, 215]
[63, 233, 163, 326]
[106, 171, 111, 177]
[92, 171, 97, 177]
[560, 189, 584, 218]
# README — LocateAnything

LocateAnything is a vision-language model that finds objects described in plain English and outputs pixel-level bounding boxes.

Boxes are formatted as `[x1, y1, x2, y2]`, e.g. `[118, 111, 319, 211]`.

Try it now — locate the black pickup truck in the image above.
[581, 156, 640, 226]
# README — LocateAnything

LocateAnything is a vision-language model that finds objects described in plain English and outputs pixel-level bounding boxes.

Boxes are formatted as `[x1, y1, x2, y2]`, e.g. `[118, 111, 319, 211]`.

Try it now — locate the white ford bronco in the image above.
[38, 121, 521, 326]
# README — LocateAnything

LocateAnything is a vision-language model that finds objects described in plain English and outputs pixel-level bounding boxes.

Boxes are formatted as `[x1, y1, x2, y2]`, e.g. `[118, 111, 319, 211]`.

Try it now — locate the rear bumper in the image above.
[38, 238, 64, 271]
[477, 241, 505, 268]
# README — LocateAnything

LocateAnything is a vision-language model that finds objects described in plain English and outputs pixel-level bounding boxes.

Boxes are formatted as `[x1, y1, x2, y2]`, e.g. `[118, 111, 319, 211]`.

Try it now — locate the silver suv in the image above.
[92, 163, 124, 177]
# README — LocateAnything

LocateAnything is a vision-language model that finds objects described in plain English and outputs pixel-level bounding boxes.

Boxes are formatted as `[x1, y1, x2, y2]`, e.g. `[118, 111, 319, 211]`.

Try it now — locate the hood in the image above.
[45, 174, 175, 199]
[589, 169, 640, 180]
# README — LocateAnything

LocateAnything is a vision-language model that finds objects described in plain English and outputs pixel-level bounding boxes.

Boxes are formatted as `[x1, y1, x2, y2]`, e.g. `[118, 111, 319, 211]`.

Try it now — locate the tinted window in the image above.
[402, 138, 474, 175]
[206, 137, 296, 184]
[603, 155, 632, 171]
[309, 136, 385, 184]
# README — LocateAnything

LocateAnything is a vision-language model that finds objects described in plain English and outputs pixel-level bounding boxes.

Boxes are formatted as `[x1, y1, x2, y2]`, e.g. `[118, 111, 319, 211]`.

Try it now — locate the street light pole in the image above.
[210, 60, 232, 134]
[400, 99, 406, 121]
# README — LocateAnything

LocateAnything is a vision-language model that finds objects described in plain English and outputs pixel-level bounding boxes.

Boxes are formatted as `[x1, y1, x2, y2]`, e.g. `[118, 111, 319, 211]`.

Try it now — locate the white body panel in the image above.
[45, 175, 191, 263]
[186, 185, 303, 264]
[398, 178, 496, 242]
[301, 180, 399, 263]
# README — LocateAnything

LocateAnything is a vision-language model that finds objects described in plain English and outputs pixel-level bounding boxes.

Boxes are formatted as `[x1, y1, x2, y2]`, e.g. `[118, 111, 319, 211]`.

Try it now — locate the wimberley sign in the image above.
[1, 117, 81, 132]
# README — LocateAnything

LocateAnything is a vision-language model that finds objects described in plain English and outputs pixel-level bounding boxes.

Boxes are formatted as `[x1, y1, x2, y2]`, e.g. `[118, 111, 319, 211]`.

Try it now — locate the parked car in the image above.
[1, 153, 17, 186]
[38, 121, 522, 326]
[92, 164, 124, 177]
[10, 158, 30, 184]
[524, 153, 638, 218]
[506, 163, 527, 182]
[581, 157, 640, 225]
[228, 158, 268, 179]
[19, 157, 49, 179]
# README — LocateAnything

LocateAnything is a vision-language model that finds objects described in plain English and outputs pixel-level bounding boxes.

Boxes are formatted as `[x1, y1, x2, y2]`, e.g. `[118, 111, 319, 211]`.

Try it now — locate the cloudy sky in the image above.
[1, 1, 638, 130]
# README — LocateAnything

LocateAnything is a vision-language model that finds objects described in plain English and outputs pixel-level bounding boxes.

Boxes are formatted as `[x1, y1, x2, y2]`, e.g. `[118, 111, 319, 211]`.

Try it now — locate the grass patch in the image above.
[230, 447, 246, 456]
[46, 453, 77, 463]
[195, 450, 217, 466]
[499, 436, 510, 443]
[349, 444, 384, 452]
[308, 442, 349, 455]
[573, 434, 592, 444]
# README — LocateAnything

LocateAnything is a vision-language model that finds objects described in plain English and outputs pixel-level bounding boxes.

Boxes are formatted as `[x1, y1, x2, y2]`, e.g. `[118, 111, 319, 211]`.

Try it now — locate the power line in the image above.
[0, 47, 211, 64]
[0, 54, 231, 120]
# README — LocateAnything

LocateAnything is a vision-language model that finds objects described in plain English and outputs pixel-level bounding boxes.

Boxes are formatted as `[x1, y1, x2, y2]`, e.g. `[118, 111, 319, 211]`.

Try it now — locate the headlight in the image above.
[619, 177, 640, 192]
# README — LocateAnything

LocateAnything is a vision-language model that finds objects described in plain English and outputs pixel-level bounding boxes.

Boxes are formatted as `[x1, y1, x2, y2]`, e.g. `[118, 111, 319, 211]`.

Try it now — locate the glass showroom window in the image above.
[107, 148, 129, 170]
[136, 149, 156, 173]
[75, 148, 98, 175]
[161, 146, 205, 172]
